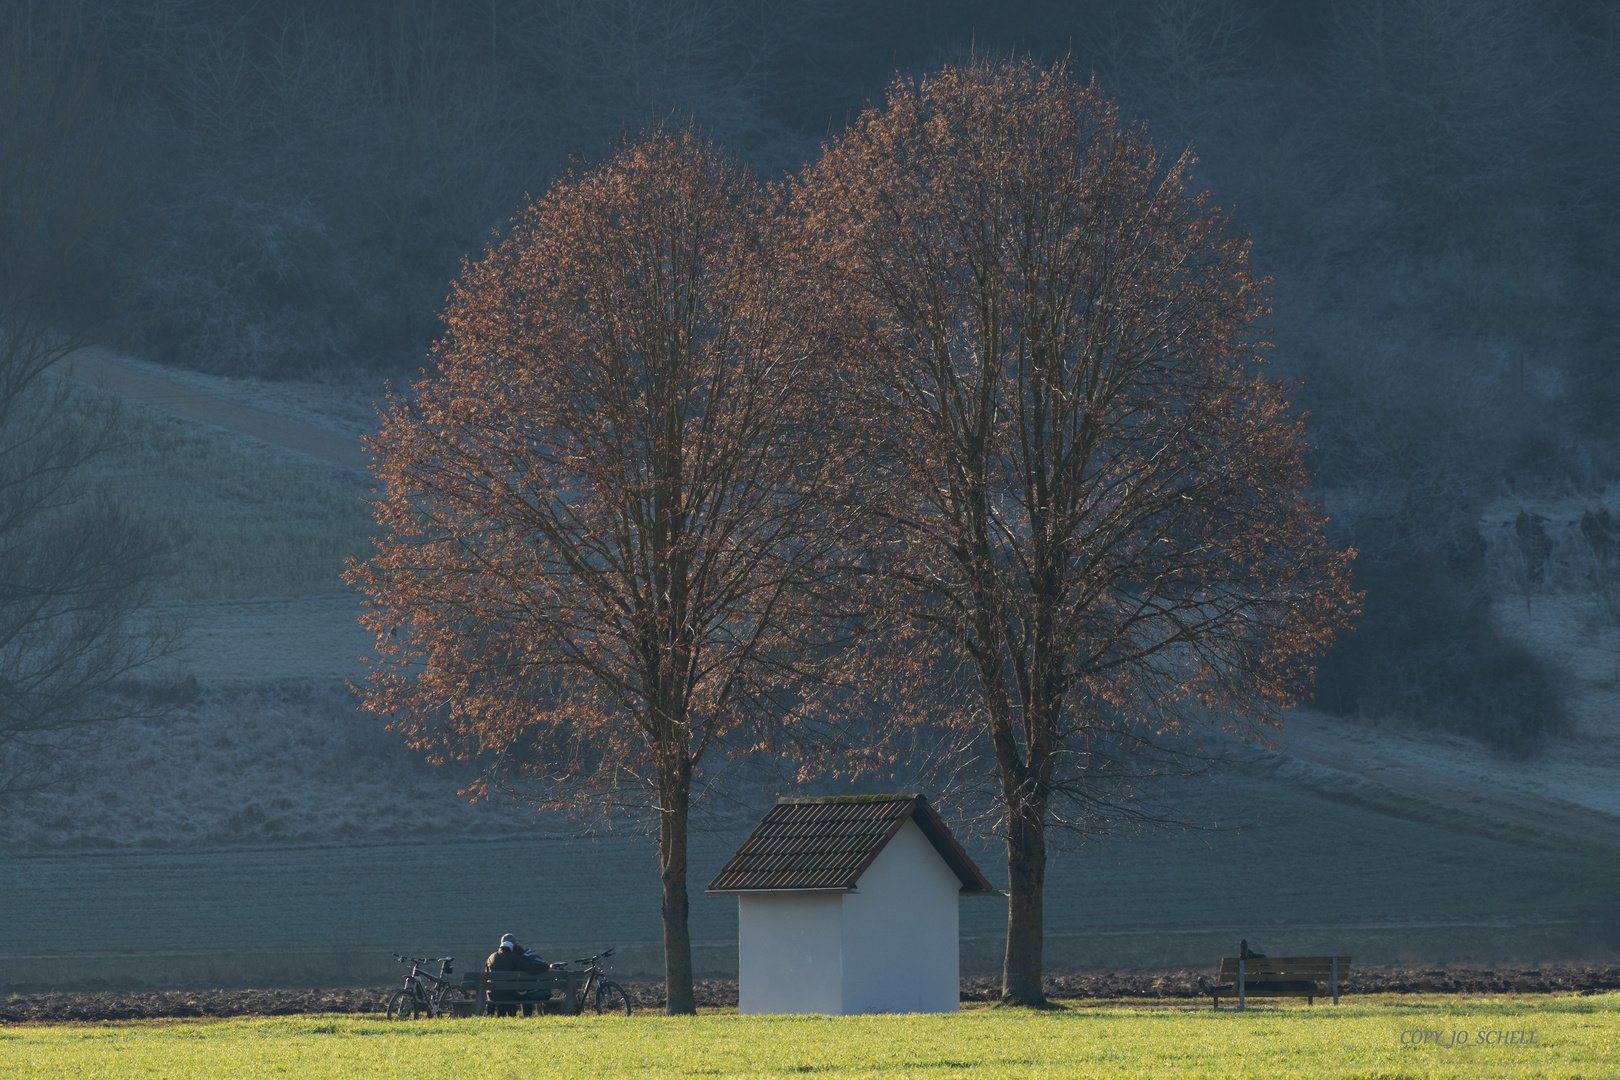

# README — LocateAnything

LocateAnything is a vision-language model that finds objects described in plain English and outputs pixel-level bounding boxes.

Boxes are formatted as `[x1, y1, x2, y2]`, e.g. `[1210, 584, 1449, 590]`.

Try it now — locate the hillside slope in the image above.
[49, 350, 1620, 849]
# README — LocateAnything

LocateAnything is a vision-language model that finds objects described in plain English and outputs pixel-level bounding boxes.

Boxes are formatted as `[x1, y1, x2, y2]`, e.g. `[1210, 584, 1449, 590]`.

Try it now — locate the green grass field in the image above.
[1, 996, 1613, 1079]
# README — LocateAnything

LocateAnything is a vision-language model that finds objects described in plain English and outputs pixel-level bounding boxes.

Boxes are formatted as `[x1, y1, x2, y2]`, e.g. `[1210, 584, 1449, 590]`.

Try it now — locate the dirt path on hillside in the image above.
[57, 351, 369, 471]
[1268, 717, 1620, 850]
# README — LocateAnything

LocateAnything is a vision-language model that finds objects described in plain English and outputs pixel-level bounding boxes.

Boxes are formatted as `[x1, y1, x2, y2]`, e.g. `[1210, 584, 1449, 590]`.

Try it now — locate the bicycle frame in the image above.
[394, 955, 457, 1016]
[566, 949, 615, 1013]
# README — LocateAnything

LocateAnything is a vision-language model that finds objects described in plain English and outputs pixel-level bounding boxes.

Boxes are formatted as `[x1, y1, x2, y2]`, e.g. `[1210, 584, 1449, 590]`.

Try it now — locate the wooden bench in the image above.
[1201, 955, 1351, 1009]
[459, 969, 582, 1017]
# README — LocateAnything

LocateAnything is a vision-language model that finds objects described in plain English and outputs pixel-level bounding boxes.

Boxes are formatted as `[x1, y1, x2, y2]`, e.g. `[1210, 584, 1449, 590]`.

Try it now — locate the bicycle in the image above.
[387, 954, 471, 1019]
[563, 948, 631, 1016]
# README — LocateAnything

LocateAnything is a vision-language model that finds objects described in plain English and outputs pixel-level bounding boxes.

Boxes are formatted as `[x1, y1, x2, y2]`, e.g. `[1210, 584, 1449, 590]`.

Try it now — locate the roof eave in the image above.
[702, 792, 1000, 896]
[906, 799, 999, 895]
[704, 886, 856, 897]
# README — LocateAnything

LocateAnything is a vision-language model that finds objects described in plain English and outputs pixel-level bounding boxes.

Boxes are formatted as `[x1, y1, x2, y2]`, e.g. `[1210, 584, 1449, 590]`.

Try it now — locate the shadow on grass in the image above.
[985, 998, 1067, 1012]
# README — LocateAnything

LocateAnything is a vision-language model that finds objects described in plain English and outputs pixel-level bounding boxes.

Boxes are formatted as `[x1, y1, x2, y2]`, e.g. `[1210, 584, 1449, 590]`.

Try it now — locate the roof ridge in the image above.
[773, 793, 921, 805]
[706, 793, 997, 896]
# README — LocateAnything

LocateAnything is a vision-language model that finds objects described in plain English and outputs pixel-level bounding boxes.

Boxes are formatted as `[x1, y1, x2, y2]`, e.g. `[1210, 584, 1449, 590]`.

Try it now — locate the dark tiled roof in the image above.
[705, 794, 998, 895]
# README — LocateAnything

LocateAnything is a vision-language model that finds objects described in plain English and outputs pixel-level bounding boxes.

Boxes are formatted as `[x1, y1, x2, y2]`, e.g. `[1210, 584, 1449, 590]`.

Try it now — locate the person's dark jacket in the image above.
[486, 946, 548, 975]
[485, 946, 551, 1005]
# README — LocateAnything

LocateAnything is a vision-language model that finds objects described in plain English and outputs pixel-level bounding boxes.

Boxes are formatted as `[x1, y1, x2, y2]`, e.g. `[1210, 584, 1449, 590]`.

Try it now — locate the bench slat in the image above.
[1218, 956, 1351, 966]
[1218, 956, 1350, 974]
[1208, 954, 1349, 1009]
[472, 969, 581, 1017]
[479, 972, 572, 986]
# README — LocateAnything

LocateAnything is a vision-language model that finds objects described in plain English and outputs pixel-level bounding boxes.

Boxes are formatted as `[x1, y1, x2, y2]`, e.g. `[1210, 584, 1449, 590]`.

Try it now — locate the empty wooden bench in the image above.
[457, 969, 583, 1016]
[1200, 955, 1351, 1009]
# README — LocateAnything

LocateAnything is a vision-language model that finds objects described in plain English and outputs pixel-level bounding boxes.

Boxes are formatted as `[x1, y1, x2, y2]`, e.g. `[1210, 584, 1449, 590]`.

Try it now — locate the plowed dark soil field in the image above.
[961, 963, 1620, 1001]
[4, 967, 1617, 1021]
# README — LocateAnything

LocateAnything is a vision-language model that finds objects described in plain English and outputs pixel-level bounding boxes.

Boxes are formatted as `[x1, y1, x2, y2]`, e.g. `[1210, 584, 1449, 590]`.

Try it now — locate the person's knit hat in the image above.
[499, 934, 517, 951]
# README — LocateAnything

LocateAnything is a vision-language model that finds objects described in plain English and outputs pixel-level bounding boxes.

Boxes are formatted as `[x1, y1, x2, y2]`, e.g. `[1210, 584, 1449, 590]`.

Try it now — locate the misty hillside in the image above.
[19, 0, 1613, 757]
[6, 0, 1620, 995]
[0, 683, 533, 851]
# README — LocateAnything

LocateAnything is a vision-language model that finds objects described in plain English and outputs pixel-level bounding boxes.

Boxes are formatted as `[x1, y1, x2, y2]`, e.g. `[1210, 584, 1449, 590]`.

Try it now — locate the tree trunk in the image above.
[1002, 791, 1048, 1005]
[659, 776, 697, 1015]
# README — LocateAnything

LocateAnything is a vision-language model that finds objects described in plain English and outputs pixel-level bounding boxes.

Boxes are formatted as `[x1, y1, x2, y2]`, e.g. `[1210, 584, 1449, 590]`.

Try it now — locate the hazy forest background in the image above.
[54, 0, 1618, 754]
[4, 0, 1620, 989]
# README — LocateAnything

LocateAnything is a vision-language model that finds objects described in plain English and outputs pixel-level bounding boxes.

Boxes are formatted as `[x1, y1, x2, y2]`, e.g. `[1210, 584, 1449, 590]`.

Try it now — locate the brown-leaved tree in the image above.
[798, 59, 1357, 1005]
[347, 129, 849, 1014]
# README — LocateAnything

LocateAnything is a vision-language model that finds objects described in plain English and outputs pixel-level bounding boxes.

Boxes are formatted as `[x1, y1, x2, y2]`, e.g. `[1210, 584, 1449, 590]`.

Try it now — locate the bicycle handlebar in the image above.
[570, 947, 616, 965]
[393, 954, 454, 965]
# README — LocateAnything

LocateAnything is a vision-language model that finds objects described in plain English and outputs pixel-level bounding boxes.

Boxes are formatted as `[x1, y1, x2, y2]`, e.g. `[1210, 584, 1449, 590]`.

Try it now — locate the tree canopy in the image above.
[797, 58, 1357, 1003]
[349, 129, 853, 1014]
[355, 59, 1356, 1012]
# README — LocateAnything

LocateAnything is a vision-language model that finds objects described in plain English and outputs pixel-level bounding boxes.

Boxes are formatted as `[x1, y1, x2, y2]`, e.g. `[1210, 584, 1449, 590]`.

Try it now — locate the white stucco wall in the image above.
[737, 892, 842, 1015]
[839, 819, 961, 1014]
[734, 818, 963, 1015]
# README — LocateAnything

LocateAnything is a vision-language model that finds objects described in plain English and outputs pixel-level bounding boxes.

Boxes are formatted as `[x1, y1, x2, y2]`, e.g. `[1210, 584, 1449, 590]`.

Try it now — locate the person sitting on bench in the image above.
[485, 933, 550, 1016]
[1237, 940, 1318, 995]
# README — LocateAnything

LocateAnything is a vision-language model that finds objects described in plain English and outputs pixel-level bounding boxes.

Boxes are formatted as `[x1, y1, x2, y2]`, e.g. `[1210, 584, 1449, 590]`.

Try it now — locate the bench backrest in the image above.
[476, 970, 576, 991]
[1218, 956, 1351, 978]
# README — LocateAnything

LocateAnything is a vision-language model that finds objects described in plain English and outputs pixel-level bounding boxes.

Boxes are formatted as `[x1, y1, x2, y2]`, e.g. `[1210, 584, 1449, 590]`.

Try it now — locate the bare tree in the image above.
[800, 59, 1356, 1005]
[1099, 0, 1258, 142]
[348, 129, 855, 1015]
[0, 1, 180, 801]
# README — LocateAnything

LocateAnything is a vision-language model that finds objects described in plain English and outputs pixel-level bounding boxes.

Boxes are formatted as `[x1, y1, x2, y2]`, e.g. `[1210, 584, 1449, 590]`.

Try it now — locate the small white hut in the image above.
[706, 794, 998, 1015]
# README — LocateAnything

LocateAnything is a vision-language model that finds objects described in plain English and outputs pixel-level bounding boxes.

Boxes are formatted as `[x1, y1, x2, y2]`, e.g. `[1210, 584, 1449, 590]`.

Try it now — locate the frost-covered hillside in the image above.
[0, 683, 537, 851]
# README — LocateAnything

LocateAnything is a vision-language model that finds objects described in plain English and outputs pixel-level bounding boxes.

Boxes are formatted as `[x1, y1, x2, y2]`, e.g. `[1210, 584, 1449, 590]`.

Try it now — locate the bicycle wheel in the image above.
[387, 989, 420, 1020]
[594, 980, 632, 1016]
[435, 986, 472, 1017]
